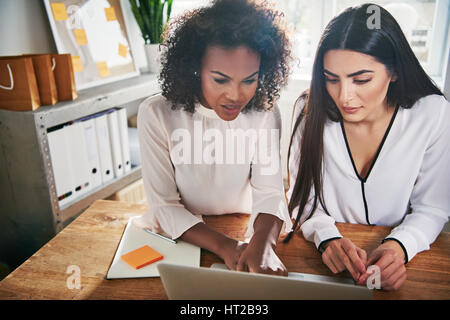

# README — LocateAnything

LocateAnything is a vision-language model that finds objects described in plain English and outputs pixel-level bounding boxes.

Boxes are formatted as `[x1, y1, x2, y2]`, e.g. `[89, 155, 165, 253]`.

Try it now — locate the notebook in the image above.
[106, 216, 201, 279]
[157, 263, 373, 300]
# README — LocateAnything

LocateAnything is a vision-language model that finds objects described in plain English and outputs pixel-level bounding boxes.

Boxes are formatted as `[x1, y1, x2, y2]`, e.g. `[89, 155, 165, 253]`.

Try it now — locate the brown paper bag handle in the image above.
[0, 64, 14, 91]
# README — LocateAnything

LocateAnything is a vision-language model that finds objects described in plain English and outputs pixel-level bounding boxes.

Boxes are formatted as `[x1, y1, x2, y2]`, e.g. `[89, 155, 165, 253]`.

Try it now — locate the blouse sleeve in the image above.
[245, 105, 293, 239]
[286, 98, 342, 250]
[384, 95, 450, 262]
[135, 99, 203, 240]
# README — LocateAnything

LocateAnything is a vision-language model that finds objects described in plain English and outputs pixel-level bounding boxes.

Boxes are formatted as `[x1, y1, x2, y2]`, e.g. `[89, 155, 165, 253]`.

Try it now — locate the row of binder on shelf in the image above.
[47, 107, 132, 207]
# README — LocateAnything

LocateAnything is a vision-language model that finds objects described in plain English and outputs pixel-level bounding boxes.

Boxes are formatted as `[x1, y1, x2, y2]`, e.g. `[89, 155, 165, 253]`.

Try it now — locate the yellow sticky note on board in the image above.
[71, 56, 83, 73]
[118, 43, 128, 58]
[51, 3, 68, 21]
[73, 29, 88, 45]
[97, 61, 111, 78]
[104, 7, 117, 21]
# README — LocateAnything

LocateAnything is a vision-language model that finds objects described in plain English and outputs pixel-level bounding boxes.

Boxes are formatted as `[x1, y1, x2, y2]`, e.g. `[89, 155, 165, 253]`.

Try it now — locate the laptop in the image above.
[157, 263, 373, 300]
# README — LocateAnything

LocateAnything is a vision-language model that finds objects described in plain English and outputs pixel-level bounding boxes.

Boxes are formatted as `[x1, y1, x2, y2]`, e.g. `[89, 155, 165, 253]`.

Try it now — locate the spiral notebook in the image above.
[106, 216, 201, 279]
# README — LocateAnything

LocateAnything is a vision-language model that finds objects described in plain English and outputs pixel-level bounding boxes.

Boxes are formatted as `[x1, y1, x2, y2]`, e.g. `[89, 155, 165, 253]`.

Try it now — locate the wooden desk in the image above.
[0, 200, 448, 300]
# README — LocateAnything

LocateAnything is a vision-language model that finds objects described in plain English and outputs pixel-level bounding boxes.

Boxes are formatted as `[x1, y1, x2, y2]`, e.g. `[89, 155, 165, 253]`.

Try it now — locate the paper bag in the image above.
[51, 54, 78, 101]
[22, 54, 58, 106]
[0, 57, 40, 111]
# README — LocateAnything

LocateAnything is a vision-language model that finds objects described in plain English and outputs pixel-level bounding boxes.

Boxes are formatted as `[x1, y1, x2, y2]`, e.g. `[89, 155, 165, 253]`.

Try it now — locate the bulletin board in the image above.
[44, 0, 140, 91]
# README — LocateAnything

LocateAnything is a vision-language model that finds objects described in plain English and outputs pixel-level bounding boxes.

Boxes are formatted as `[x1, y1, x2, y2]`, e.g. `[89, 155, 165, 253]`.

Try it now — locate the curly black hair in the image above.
[159, 0, 292, 113]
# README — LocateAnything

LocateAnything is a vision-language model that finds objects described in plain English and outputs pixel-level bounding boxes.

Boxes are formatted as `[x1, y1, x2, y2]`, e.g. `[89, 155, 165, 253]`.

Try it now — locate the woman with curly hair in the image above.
[135, 0, 293, 275]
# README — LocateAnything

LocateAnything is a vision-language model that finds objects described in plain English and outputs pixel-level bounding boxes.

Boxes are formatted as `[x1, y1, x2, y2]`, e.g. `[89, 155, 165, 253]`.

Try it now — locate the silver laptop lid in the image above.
[157, 263, 373, 300]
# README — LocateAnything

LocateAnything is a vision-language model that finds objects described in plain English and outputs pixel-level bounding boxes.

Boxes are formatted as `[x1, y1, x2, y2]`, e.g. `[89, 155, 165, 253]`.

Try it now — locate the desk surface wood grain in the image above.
[0, 200, 448, 300]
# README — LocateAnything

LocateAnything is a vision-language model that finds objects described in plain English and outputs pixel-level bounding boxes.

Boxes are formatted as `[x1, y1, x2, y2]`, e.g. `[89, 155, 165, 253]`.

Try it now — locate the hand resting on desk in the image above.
[323, 238, 407, 290]
[356, 240, 407, 291]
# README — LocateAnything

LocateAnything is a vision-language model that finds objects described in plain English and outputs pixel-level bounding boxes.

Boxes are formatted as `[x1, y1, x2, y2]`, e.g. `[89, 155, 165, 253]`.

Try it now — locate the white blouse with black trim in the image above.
[287, 94, 450, 263]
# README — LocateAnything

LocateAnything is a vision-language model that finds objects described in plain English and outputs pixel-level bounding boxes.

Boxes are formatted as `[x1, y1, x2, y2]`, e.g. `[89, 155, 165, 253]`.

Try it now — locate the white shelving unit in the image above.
[0, 73, 160, 270]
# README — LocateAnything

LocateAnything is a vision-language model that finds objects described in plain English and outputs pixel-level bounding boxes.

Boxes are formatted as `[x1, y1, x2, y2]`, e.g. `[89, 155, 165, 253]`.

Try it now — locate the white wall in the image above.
[119, 0, 148, 72]
[0, 0, 56, 55]
[278, 78, 310, 184]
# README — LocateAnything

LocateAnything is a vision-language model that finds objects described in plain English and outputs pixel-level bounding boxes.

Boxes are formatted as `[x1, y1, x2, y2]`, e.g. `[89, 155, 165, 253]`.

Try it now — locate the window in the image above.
[278, 0, 449, 86]
[167, 0, 448, 90]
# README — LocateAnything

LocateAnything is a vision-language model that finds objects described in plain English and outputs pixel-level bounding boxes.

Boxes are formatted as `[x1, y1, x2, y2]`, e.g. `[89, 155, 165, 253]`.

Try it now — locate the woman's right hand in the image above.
[321, 237, 367, 282]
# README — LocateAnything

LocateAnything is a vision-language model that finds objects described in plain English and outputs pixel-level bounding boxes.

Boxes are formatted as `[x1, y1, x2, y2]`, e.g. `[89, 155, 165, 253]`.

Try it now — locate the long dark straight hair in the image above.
[284, 3, 443, 243]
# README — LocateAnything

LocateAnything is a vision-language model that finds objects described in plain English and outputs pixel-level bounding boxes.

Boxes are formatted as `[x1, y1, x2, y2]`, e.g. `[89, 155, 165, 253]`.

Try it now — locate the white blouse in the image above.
[136, 94, 292, 240]
[287, 94, 450, 262]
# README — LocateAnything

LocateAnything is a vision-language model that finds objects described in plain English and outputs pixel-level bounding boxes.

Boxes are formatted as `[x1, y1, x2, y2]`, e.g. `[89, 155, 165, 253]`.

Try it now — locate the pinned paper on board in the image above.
[118, 43, 128, 58]
[51, 2, 68, 21]
[72, 56, 83, 72]
[44, 0, 139, 90]
[104, 7, 117, 21]
[73, 29, 88, 45]
[121, 245, 164, 270]
[97, 61, 110, 78]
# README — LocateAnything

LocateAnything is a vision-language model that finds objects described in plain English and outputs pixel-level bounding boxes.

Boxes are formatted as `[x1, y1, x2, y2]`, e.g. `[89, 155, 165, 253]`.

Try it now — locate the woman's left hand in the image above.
[236, 213, 287, 276]
[236, 234, 288, 276]
[357, 240, 407, 291]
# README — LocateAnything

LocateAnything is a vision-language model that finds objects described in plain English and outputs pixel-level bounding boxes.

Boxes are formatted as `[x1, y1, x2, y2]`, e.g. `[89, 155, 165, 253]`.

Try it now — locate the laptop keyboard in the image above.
[210, 263, 354, 285]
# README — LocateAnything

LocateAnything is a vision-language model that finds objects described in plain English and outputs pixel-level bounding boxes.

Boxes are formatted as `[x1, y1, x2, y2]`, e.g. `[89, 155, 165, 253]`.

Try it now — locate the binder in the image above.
[94, 112, 115, 184]
[117, 108, 131, 173]
[107, 109, 124, 178]
[128, 127, 141, 166]
[47, 125, 75, 207]
[80, 117, 102, 189]
[64, 121, 92, 201]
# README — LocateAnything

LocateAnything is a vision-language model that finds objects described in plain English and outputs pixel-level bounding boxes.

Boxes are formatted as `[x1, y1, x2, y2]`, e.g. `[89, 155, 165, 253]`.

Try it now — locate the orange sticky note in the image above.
[104, 7, 117, 21]
[73, 29, 88, 45]
[118, 43, 128, 58]
[71, 56, 83, 72]
[97, 61, 110, 78]
[51, 3, 68, 21]
[121, 245, 164, 269]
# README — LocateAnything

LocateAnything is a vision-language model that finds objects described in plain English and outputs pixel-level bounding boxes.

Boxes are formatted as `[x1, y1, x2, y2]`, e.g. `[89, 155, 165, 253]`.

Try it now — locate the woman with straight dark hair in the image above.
[286, 3, 449, 291]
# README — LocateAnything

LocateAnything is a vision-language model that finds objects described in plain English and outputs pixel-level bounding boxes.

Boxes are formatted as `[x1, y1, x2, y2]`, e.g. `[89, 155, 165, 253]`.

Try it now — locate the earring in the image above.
[257, 79, 263, 92]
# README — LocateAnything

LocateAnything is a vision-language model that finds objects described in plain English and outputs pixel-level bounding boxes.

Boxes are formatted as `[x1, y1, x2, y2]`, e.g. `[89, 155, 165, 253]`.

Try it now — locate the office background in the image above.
[0, 0, 449, 280]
